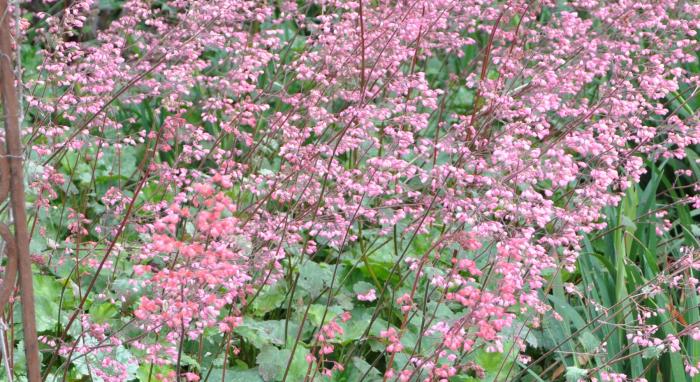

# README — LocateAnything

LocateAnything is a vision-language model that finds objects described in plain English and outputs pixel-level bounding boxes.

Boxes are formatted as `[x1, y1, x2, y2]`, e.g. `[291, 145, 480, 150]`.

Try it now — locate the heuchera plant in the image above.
[10, 0, 700, 381]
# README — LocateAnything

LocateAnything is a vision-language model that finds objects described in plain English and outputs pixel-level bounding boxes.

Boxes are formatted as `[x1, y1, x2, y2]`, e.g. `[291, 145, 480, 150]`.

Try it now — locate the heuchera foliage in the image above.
[14, 0, 700, 381]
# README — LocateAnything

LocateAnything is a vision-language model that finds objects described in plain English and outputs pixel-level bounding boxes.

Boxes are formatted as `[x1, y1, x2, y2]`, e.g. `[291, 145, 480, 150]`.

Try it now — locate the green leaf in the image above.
[472, 341, 517, 381]
[298, 261, 332, 298]
[351, 281, 375, 295]
[565, 367, 588, 382]
[452, 87, 475, 112]
[209, 367, 264, 382]
[33, 274, 65, 332]
[338, 308, 372, 344]
[99, 0, 124, 11]
[74, 336, 138, 381]
[90, 302, 119, 323]
[137, 364, 172, 382]
[450, 376, 480, 382]
[12, 340, 27, 377]
[620, 215, 637, 231]
[237, 319, 299, 349]
[307, 304, 343, 327]
[251, 283, 287, 316]
[342, 357, 382, 381]
[642, 346, 662, 359]
[256, 346, 310, 382]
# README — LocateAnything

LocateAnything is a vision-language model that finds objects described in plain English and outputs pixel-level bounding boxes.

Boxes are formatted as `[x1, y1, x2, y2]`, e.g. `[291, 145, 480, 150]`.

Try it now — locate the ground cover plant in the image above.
[0, 0, 699, 381]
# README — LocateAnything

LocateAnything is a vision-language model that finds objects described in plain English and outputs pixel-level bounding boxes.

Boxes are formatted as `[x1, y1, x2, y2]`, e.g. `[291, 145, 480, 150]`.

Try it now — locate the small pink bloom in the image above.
[357, 289, 377, 302]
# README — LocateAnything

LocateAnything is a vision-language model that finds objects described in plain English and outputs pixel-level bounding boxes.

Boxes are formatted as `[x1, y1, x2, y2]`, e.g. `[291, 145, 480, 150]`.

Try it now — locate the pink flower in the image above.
[357, 289, 377, 302]
[184, 373, 200, 382]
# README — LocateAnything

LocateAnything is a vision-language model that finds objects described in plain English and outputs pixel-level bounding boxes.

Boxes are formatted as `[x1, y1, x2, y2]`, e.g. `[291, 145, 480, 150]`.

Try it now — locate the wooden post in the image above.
[0, 1, 42, 381]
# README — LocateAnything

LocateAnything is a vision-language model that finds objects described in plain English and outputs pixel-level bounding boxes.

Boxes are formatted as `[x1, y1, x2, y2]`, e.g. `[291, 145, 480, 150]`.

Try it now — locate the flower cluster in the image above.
[17, 0, 700, 380]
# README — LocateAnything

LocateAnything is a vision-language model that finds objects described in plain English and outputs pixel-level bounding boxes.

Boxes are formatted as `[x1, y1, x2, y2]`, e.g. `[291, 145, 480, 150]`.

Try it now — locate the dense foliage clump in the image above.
[2, 0, 700, 381]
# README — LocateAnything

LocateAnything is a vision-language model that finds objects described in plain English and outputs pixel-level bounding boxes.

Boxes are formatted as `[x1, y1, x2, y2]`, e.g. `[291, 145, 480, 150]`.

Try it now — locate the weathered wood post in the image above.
[0, 1, 42, 380]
